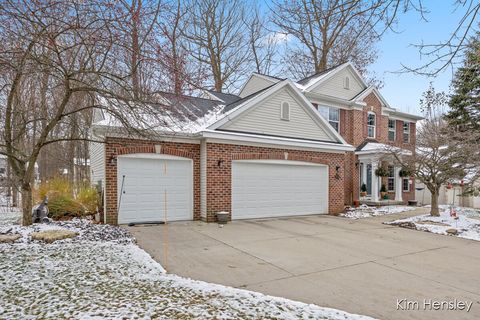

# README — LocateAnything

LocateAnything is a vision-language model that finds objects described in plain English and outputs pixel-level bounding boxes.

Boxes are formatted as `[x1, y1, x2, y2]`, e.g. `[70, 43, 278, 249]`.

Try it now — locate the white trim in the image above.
[233, 159, 328, 167]
[202, 130, 355, 152]
[403, 121, 411, 143]
[117, 153, 191, 161]
[367, 111, 376, 138]
[304, 91, 366, 109]
[302, 62, 367, 92]
[208, 79, 349, 145]
[388, 118, 396, 142]
[402, 177, 411, 192]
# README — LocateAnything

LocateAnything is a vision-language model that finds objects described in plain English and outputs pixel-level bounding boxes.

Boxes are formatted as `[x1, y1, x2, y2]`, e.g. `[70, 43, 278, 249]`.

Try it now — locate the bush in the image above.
[47, 193, 85, 220]
[34, 177, 99, 220]
[77, 185, 100, 213]
[35, 177, 72, 202]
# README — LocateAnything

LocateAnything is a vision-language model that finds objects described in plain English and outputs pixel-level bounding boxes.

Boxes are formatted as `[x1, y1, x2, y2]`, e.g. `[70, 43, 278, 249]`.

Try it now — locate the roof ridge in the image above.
[296, 62, 347, 85]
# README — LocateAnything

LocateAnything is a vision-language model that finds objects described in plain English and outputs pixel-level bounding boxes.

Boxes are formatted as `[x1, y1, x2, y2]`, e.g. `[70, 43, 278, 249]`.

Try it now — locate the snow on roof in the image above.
[355, 141, 411, 155]
[92, 89, 261, 135]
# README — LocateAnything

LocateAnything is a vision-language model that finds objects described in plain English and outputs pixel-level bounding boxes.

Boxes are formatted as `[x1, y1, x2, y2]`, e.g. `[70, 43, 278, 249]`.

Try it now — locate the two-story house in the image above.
[90, 62, 421, 225]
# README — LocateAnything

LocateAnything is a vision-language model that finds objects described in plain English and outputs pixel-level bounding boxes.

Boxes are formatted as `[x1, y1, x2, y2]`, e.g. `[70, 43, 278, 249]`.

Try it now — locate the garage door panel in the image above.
[117, 156, 193, 224]
[232, 161, 328, 219]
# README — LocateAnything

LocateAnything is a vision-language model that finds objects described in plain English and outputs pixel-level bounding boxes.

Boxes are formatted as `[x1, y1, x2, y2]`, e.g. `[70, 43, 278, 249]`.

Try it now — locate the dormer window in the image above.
[344, 76, 350, 89]
[280, 101, 290, 121]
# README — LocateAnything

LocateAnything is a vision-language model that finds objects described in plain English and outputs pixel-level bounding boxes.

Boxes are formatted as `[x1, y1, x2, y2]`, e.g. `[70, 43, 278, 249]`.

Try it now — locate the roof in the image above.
[355, 141, 411, 156]
[296, 63, 344, 86]
[204, 90, 241, 105]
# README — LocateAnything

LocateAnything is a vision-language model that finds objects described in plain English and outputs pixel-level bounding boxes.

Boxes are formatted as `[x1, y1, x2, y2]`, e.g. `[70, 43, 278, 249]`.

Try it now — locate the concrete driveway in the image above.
[127, 209, 480, 320]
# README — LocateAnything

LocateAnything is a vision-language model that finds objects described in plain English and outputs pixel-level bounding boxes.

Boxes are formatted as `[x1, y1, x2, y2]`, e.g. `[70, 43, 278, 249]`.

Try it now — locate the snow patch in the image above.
[342, 204, 416, 219]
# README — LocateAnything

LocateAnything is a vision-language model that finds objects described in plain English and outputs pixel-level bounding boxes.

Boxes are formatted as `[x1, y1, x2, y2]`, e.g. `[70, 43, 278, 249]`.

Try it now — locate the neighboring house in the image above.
[0, 155, 6, 185]
[90, 62, 422, 225]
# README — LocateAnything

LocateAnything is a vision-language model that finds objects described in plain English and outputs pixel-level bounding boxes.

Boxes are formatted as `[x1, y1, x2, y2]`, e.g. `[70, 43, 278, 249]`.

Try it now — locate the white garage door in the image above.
[232, 160, 328, 219]
[117, 154, 193, 224]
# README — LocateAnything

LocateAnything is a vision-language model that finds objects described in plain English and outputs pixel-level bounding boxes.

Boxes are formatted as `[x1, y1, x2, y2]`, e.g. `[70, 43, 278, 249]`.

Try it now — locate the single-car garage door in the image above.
[117, 154, 193, 224]
[232, 160, 328, 219]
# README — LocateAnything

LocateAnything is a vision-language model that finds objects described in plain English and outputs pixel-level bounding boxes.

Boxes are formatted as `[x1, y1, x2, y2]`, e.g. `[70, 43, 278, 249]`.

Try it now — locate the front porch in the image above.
[356, 142, 412, 205]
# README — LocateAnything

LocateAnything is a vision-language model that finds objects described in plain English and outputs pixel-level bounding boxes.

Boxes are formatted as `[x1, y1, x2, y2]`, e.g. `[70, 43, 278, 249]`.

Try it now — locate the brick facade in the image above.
[204, 143, 345, 222]
[342, 92, 416, 204]
[101, 92, 417, 224]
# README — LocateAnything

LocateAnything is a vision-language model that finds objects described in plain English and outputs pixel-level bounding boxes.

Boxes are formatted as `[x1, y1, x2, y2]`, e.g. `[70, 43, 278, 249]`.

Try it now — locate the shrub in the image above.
[47, 193, 85, 220]
[77, 185, 100, 213]
[35, 177, 72, 202]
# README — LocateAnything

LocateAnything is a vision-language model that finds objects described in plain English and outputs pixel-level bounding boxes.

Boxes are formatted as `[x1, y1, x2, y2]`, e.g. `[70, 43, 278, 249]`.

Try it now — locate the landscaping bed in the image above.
[385, 205, 480, 241]
[341, 204, 416, 219]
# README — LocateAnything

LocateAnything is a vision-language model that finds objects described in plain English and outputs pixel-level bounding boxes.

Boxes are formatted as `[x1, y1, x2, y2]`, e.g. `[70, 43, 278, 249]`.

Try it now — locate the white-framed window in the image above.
[403, 122, 410, 143]
[318, 105, 340, 132]
[367, 112, 376, 138]
[280, 101, 290, 121]
[388, 119, 396, 142]
[387, 165, 395, 192]
[402, 178, 410, 192]
[344, 76, 350, 89]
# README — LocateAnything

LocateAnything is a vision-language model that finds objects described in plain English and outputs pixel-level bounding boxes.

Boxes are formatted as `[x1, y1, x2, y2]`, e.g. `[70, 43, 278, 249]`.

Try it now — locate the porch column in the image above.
[371, 161, 379, 202]
[394, 166, 403, 201]
[361, 162, 367, 186]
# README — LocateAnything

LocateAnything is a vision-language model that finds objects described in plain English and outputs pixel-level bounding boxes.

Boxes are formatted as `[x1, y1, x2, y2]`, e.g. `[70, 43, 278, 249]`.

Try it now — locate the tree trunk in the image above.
[21, 183, 33, 226]
[430, 189, 440, 217]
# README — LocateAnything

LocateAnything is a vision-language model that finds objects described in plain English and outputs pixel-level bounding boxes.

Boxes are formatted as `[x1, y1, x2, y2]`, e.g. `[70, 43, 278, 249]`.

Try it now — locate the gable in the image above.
[239, 75, 278, 98]
[309, 66, 365, 100]
[219, 86, 337, 142]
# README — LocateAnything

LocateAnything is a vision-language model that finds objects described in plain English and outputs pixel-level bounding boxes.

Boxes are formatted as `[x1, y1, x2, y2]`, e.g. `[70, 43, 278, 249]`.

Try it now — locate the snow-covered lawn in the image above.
[0, 210, 375, 319]
[385, 205, 480, 242]
[341, 204, 416, 219]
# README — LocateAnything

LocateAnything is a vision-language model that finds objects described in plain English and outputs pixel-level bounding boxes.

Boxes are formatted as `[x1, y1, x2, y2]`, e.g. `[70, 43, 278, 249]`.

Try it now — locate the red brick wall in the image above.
[104, 137, 201, 225]
[204, 143, 346, 221]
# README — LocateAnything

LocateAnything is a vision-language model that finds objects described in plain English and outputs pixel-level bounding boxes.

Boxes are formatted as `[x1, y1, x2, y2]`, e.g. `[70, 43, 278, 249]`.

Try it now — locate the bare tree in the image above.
[247, 5, 278, 75]
[402, 1, 480, 75]
[0, 0, 164, 225]
[270, 0, 394, 80]
[182, 0, 252, 92]
[388, 86, 477, 216]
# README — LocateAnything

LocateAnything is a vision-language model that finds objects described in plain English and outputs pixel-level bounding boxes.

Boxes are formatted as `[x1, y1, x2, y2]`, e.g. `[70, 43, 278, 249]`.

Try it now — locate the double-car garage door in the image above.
[232, 160, 328, 219]
[116, 155, 328, 223]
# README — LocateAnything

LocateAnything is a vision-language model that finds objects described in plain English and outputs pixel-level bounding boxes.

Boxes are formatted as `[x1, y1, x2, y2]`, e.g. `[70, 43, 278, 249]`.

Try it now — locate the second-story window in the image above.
[318, 106, 340, 132]
[388, 119, 396, 141]
[403, 122, 410, 143]
[367, 112, 376, 138]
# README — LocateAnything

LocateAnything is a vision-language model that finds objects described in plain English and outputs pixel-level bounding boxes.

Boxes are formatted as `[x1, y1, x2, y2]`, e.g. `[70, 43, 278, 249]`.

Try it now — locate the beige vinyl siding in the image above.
[222, 87, 336, 142]
[89, 136, 105, 188]
[200, 140, 207, 218]
[239, 75, 277, 98]
[310, 67, 365, 100]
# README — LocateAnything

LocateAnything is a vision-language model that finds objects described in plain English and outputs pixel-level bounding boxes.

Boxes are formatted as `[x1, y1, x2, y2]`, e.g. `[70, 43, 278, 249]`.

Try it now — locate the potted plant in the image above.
[374, 167, 388, 177]
[380, 184, 388, 198]
[360, 183, 367, 197]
